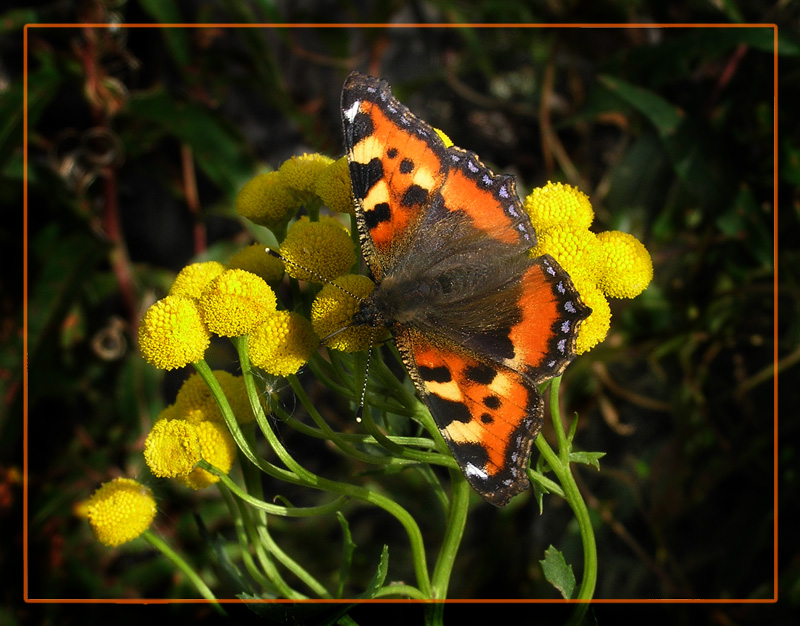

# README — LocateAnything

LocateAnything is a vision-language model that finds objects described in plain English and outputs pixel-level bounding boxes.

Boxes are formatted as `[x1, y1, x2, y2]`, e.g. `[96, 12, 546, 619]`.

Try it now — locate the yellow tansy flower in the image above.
[311, 274, 389, 352]
[177, 420, 237, 490]
[531, 224, 602, 289]
[314, 156, 355, 215]
[86, 478, 157, 547]
[434, 127, 454, 148]
[199, 269, 277, 337]
[597, 231, 653, 299]
[143, 418, 202, 477]
[228, 243, 285, 283]
[236, 170, 299, 229]
[279, 153, 335, 203]
[175, 371, 227, 423]
[175, 370, 259, 425]
[169, 261, 227, 300]
[218, 373, 263, 426]
[279, 216, 356, 283]
[249, 310, 319, 377]
[138, 296, 210, 370]
[524, 182, 594, 231]
[573, 281, 612, 355]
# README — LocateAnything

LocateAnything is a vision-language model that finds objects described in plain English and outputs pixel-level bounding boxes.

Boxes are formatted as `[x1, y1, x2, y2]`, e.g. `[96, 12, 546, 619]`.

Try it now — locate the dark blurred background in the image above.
[3, 0, 797, 624]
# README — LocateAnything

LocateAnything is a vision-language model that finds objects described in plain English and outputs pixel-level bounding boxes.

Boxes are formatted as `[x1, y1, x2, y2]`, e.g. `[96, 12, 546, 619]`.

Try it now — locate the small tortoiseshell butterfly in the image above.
[341, 73, 590, 507]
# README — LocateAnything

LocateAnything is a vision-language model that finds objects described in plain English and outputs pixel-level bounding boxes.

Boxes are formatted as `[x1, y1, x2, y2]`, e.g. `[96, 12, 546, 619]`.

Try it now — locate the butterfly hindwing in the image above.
[396, 328, 544, 507]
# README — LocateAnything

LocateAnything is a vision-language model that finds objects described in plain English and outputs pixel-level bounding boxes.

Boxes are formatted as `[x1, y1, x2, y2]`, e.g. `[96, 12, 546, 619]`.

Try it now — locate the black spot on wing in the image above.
[363, 202, 391, 230]
[399, 158, 414, 174]
[428, 394, 471, 425]
[387, 147, 398, 159]
[402, 184, 428, 207]
[482, 395, 501, 409]
[465, 363, 496, 385]
[419, 365, 451, 383]
[349, 158, 383, 200]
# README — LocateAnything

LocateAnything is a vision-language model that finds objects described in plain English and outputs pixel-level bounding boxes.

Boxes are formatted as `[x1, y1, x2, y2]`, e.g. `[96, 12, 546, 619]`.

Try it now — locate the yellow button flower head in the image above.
[174, 370, 259, 425]
[249, 310, 319, 377]
[228, 243, 285, 283]
[531, 224, 603, 288]
[169, 261, 227, 299]
[143, 418, 202, 477]
[175, 370, 228, 423]
[314, 156, 355, 215]
[86, 478, 157, 547]
[524, 182, 594, 231]
[311, 274, 390, 352]
[138, 296, 211, 370]
[597, 231, 653, 299]
[279, 153, 335, 204]
[572, 280, 612, 355]
[279, 216, 356, 283]
[199, 269, 277, 337]
[177, 420, 237, 490]
[218, 373, 263, 426]
[236, 170, 299, 230]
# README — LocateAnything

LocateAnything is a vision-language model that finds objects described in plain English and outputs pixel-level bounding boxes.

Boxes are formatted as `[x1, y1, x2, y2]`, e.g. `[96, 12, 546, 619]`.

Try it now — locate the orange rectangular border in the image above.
[22, 21, 779, 605]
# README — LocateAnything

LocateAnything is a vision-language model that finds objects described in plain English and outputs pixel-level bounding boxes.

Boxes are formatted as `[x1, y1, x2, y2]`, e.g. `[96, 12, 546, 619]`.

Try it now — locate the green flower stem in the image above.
[372, 584, 430, 600]
[527, 468, 567, 498]
[430, 469, 470, 599]
[308, 351, 357, 399]
[141, 529, 225, 614]
[256, 524, 333, 599]
[237, 491, 305, 599]
[234, 336, 434, 598]
[218, 485, 276, 593]
[201, 460, 349, 517]
[286, 373, 417, 467]
[535, 376, 598, 602]
[192, 358, 306, 488]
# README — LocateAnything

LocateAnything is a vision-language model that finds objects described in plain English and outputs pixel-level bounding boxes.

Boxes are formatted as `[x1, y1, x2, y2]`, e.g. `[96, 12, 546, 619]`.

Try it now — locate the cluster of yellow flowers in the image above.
[524, 182, 653, 354]
[142, 371, 251, 489]
[235, 153, 354, 231]
[91, 147, 652, 548]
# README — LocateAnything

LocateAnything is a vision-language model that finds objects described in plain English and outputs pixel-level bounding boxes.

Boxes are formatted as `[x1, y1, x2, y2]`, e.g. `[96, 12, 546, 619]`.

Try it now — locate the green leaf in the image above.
[529, 471, 550, 515]
[540, 545, 576, 600]
[337, 512, 356, 599]
[569, 451, 606, 471]
[598, 75, 683, 138]
[363, 545, 390, 598]
[125, 89, 256, 197]
[566, 412, 579, 447]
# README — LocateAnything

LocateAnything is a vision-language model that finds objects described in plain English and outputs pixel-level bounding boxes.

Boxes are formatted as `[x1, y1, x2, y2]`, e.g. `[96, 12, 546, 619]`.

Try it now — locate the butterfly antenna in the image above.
[267, 248, 375, 423]
[266, 248, 366, 302]
[355, 324, 377, 424]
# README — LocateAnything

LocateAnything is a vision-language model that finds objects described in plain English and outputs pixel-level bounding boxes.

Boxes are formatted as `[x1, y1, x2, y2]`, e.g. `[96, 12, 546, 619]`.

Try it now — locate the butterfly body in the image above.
[342, 73, 590, 507]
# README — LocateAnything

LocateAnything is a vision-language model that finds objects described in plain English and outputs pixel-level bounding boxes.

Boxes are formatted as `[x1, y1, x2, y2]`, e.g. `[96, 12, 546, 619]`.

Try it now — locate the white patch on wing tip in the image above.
[343, 100, 361, 124]
[464, 462, 489, 480]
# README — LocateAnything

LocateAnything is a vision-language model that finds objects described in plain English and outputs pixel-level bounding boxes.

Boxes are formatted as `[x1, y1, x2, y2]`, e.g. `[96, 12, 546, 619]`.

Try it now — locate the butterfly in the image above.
[341, 72, 590, 507]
